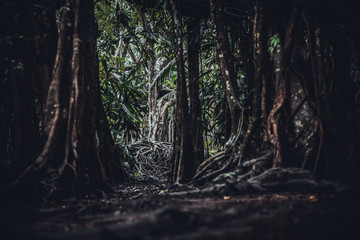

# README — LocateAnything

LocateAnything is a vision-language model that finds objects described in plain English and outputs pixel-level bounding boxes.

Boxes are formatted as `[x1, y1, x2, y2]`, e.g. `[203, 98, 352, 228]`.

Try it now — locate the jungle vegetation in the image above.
[1, 0, 359, 196]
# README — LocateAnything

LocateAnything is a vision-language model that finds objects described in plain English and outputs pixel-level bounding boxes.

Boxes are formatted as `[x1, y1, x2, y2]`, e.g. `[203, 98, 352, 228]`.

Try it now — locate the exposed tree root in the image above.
[167, 167, 330, 199]
[193, 151, 226, 179]
[126, 139, 172, 182]
[241, 150, 273, 167]
[194, 106, 256, 183]
[193, 154, 234, 183]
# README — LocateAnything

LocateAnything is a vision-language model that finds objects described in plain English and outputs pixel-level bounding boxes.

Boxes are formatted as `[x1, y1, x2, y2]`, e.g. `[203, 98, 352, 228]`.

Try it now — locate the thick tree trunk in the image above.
[10, 0, 124, 193]
[304, 12, 326, 175]
[38, 0, 74, 172]
[8, 2, 44, 174]
[327, 30, 358, 179]
[0, 61, 11, 164]
[210, 0, 241, 145]
[238, 18, 254, 137]
[32, 4, 58, 112]
[236, 0, 264, 165]
[304, 7, 358, 178]
[169, 0, 194, 183]
[187, 17, 204, 167]
[69, 0, 106, 188]
[267, 5, 297, 168]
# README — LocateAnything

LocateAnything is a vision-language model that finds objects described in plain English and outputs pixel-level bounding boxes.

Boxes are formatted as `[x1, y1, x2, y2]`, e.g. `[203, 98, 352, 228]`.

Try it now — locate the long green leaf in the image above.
[150, 59, 175, 90]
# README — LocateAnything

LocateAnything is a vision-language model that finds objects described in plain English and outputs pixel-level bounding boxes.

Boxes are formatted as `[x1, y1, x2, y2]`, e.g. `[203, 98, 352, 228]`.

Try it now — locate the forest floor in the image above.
[1, 179, 360, 240]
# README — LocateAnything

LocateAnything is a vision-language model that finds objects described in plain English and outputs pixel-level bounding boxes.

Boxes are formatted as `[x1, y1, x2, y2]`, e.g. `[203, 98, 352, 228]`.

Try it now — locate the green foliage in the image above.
[150, 59, 176, 90]
[268, 33, 280, 53]
[99, 54, 147, 143]
[95, 1, 119, 55]
[94, 1, 249, 158]
[95, 0, 175, 144]
[134, 172, 143, 178]
[223, 171, 236, 178]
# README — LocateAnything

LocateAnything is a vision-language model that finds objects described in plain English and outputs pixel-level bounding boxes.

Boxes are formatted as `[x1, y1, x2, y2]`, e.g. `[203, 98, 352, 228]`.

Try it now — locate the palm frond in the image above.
[150, 59, 175, 90]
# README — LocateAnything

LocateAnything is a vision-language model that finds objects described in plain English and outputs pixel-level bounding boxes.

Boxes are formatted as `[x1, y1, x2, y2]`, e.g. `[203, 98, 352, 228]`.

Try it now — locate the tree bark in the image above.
[10, 0, 125, 193]
[236, 0, 265, 165]
[187, 17, 204, 167]
[169, 0, 194, 183]
[210, 0, 241, 145]
[8, 2, 46, 174]
[65, 0, 106, 189]
[267, 4, 297, 168]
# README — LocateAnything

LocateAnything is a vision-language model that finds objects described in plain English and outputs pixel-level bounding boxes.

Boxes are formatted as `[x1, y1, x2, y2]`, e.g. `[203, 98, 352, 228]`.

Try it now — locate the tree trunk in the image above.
[69, 0, 106, 189]
[8, 2, 42, 174]
[187, 17, 204, 167]
[238, 17, 254, 138]
[267, 4, 297, 168]
[32, 4, 58, 112]
[11, 0, 125, 193]
[210, 0, 241, 145]
[169, 0, 194, 183]
[238, 0, 264, 164]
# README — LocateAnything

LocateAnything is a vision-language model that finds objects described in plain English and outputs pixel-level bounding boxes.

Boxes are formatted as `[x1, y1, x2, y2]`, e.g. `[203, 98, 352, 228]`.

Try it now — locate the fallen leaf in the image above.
[274, 194, 288, 201]
[309, 195, 318, 202]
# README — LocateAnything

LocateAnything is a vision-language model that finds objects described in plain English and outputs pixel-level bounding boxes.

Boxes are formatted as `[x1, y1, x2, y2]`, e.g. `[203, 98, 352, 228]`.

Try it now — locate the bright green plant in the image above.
[268, 33, 280, 53]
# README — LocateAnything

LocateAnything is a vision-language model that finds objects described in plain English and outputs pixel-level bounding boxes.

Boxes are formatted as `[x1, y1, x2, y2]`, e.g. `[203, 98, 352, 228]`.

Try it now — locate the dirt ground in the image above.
[1, 181, 360, 240]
